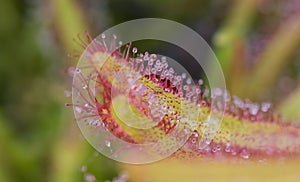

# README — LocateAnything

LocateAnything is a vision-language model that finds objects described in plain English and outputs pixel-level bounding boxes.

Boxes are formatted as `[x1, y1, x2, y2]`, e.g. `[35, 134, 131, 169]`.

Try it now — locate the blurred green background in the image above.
[0, 0, 299, 181]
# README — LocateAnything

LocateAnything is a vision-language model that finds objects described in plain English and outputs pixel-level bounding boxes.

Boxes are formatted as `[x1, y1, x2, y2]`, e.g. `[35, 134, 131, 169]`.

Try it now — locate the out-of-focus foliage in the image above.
[0, 0, 120, 181]
[0, 0, 300, 182]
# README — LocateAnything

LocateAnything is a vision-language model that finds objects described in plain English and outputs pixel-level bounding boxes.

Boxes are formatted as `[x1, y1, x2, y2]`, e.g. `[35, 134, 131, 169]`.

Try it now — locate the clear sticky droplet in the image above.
[75, 106, 82, 113]
[132, 47, 137, 53]
[105, 140, 111, 147]
[240, 149, 250, 159]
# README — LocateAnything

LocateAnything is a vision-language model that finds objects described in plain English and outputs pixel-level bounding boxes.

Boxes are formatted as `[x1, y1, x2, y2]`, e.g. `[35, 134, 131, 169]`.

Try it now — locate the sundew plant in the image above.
[68, 15, 300, 182]
[70, 31, 300, 159]
[3, 1, 300, 182]
[64, 1, 300, 182]
[62, 0, 300, 180]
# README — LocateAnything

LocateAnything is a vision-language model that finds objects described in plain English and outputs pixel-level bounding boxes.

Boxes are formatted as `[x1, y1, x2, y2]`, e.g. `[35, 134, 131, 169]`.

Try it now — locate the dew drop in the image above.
[151, 68, 157, 74]
[233, 96, 244, 109]
[215, 144, 221, 151]
[150, 54, 157, 61]
[198, 79, 203, 85]
[101, 33, 106, 39]
[169, 67, 174, 74]
[75, 106, 82, 113]
[105, 140, 111, 147]
[191, 138, 197, 144]
[143, 54, 149, 61]
[192, 131, 199, 137]
[249, 104, 259, 115]
[186, 78, 192, 85]
[148, 60, 154, 66]
[75, 68, 81, 74]
[212, 147, 218, 153]
[88, 120, 100, 127]
[183, 85, 188, 91]
[240, 149, 250, 159]
[132, 47, 137, 53]
[261, 102, 271, 112]
[225, 144, 231, 153]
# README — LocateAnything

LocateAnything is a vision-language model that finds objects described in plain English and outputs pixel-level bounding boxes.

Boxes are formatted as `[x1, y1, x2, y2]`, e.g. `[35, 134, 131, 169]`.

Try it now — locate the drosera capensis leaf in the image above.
[68, 33, 300, 165]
